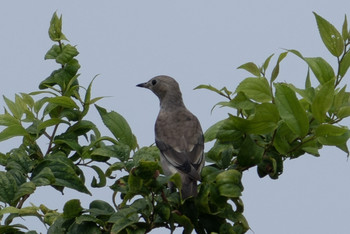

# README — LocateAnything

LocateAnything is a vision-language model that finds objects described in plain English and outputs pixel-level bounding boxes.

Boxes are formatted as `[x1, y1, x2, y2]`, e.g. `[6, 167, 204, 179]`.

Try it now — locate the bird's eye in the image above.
[152, 80, 157, 85]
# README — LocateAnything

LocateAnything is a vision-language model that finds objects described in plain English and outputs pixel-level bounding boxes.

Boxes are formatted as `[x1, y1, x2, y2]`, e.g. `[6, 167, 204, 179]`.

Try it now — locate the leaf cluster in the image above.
[197, 13, 350, 181]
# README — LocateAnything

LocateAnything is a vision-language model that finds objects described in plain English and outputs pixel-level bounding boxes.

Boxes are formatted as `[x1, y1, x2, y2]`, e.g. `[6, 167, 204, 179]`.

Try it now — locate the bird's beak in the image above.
[136, 82, 148, 88]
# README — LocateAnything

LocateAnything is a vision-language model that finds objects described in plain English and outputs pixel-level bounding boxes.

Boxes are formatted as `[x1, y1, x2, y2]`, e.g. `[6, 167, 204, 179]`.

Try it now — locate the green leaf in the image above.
[45, 44, 79, 65]
[216, 169, 242, 197]
[0, 125, 29, 142]
[3, 95, 23, 119]
[0, 206, 20, 216]
[39, 59, 80, 90]
[170, 173, 182, 191]
[96, 105, 137, 150]
[275, 83, 309, 137]
[88, 200, 115, 216]
[67, 221, 101, 234]
[47, 96, 78, 109]
[109, 208, 139, 233]
[237, 62, 261, 76]
[82, 76, 101, 118]
[194, 84, 229, 98]
[37, 118, 69, 131]
[227, 103, 279, 135]
[13, 182, 36, 203]
[48, 12, 68, 42]
[32, 154, 91, 195]
[317, 129, 350, 146]
[315, 124, 348, 137]
[237, 135, 264, 167]
[271, 52, 288, 83]
[288, 50, 335, 85]
[90, 165, 106, 188]
[106, 162, 125, 177]
[91, 144, 131, 162]
[304, 57, 335, 84]
[6, 148, 34, 174]
[204, 120, 226, 142]
[305, 69, 312, 89]
[236, 77, 272, 102]
[261, 53, 274, 73]
[311, 79, 335, 123]
[273, 122, 297, 154]
[338, 106, 350, 119]
[20, 93, 35, 108]
[339, 51, 350, 78]
[0, 172, 17, 204]
[134, 161, 161, 179]
[172, 213, 194, 234]
[230, 92, 256, 110]
[31, 167, 56, 186]
[0, 206, 39, 217]
[342, 15, 349, 41]
[0, 113, 20, 126]
[249, 103, 279, 132]
[63, 199, 83, 219]
[314, 12, 344, 57]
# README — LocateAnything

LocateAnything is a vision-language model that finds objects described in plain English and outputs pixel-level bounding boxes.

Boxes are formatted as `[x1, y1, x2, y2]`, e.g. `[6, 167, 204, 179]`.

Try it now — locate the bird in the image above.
[137, 75, 204, 199]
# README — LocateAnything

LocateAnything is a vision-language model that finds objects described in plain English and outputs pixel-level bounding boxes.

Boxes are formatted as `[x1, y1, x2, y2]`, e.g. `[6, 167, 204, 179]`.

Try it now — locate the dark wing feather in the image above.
[156, 139, 203, 181]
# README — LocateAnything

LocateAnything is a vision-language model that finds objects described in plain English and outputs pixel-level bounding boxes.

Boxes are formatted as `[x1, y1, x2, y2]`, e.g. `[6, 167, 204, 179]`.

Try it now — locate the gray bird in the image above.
[137, 75, 204, 199]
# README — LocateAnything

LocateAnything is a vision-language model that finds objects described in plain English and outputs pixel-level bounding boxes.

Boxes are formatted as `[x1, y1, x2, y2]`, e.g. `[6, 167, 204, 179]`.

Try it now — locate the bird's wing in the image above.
[156, 138, 203, 181]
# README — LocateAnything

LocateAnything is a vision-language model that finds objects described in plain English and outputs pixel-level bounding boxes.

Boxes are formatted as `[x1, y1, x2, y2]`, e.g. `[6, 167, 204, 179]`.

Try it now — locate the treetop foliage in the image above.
[0, 11, 349, 234]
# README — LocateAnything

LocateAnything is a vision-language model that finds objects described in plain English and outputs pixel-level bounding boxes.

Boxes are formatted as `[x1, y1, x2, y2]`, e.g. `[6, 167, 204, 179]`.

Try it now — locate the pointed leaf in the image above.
[31, 167, 55, 186]
[3, 96, 23, 119]
[275, 83, 309, 137]
[339, 51, 350, 78]
[32, 154, 90, 195]
[237, 62, 261, 76]
[236, 77, 272, 102]
[204, 120, 226, 142]
[305, 69, 311, 89]
[304, 57, 335, 84]
[38, 118, 69, 131]
[96, 105, 137, 150]
[314, 12, 344, 57]
[47, 96, 78, 109]
[271, 52, 288, 83]
[109, 208, 139, 233]
[0, 125, 29, 142]
[261, 53, 274, 73]
[194, 84, 228, 98]
[315, 124, 348, 137]
[0, 172, 17, 204]
[48, 12, 68, 42]
[0, 113, 20, 126]
[13, 182, 36, 203]
[342, 15, 349, 42]
[338, 106, 350, 118]
[311, 79, 335, 123]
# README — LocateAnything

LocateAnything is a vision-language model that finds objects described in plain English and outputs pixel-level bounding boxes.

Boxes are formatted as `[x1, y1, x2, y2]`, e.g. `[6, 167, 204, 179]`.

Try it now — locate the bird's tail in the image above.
[181, 178, 198, 199]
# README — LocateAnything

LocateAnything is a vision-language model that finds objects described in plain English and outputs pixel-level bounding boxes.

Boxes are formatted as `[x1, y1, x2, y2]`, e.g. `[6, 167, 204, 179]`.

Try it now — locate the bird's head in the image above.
[137, 75, 182, 102]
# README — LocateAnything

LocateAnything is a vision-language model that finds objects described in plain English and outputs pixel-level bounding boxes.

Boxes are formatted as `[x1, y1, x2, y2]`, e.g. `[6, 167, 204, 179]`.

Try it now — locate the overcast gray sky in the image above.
[1, 1, 350, 234]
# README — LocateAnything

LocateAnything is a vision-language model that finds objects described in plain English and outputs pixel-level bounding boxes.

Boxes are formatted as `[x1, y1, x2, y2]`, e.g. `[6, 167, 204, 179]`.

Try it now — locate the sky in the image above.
[0, 1, 350, 233]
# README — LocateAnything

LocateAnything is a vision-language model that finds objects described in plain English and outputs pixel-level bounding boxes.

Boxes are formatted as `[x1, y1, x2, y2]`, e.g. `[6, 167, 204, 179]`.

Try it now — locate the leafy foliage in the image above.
[0, 11, 349, 234]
